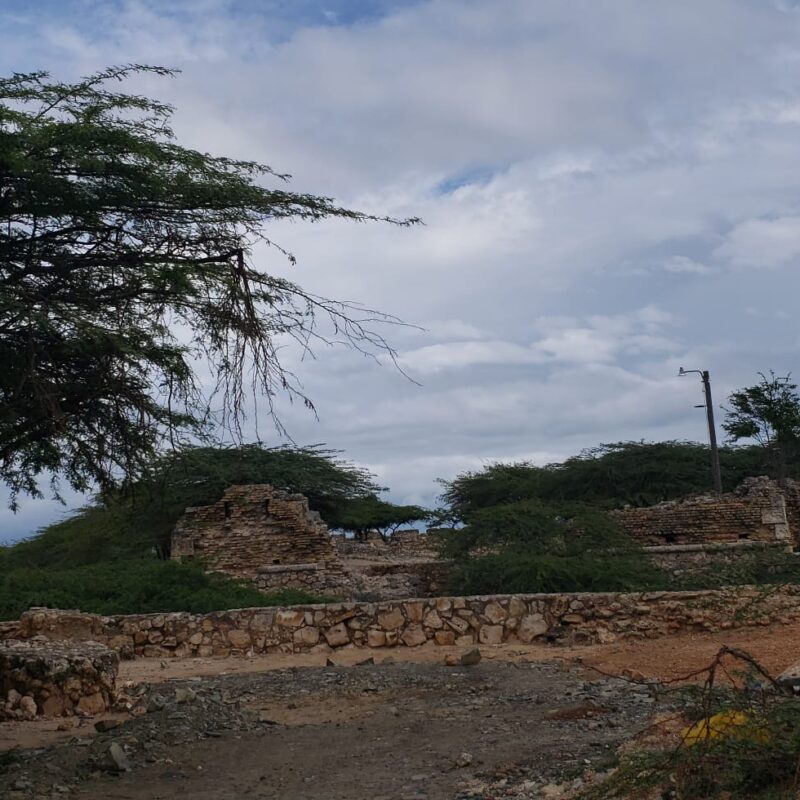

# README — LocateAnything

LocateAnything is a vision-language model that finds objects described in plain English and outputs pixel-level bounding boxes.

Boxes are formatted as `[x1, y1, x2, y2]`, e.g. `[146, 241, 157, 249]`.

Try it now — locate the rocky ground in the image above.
[6, 622, 800, 800]
[1, 657, 661, 800]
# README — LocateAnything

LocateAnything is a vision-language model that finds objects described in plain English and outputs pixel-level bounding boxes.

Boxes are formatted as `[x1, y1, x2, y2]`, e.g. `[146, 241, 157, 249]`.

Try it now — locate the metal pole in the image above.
[701, 371, 723, 494]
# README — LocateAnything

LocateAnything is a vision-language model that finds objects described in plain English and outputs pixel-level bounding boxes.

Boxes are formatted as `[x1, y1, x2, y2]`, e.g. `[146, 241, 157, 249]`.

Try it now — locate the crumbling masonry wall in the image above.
[16, 586, 800, 659]
[170, 484, 350, 595]
[614, 477, 798, 547]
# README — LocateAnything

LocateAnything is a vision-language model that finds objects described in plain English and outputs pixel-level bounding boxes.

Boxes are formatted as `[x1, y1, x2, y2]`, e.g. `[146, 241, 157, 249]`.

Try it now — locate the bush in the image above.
[439, 440, 788, 520]
[440, 500, 667, 595]
[582, 648, 800, 800]
[449, 550, 665, 595]
[0, 558, 327, 620]
[677, 548, 800, 591]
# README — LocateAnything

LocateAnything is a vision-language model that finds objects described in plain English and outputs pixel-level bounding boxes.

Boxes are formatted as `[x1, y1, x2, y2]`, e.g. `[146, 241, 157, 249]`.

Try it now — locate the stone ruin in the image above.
[1, 638, 118, 718]
[331, 528, 436, 560]
[614, 476, 800, 577]
[170, 484, 352, 596]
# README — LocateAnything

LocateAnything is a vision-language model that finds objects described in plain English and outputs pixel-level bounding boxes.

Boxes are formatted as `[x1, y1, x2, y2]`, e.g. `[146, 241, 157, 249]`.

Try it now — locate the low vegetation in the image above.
[438, 500, 666, 595]
[582, 648, 800, 800]
[0, 555, 324, 621]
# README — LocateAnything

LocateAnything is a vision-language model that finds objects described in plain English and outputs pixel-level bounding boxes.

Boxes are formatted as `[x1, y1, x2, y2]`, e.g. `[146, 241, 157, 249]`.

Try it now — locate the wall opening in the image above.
[224, 501, 233, 520]
[663, 532, 677, 544]
[264, 500, 270, 516]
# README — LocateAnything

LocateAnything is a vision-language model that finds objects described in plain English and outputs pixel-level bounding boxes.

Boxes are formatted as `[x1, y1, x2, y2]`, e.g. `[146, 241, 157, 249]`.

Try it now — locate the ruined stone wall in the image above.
[1, 639, 118, 718]
[615, 477, 795, 547]
[171, 484, 350, 594]
[349, 560, 452, 600]
[333, 529, 436, 560]
[648, 541, 791, 578]
[16, 585, 800, 659]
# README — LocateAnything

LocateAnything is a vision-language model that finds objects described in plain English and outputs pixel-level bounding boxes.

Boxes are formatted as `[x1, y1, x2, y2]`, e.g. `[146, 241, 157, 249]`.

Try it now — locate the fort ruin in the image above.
[170, 484, 352, 596]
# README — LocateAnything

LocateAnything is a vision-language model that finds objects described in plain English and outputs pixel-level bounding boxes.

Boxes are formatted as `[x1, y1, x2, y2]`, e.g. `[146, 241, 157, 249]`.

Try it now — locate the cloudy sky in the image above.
[3, 0, 800, 542]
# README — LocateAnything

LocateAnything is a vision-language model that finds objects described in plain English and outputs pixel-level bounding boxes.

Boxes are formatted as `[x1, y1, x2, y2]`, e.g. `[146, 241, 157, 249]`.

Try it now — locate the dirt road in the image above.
[3, 622, 800, 800]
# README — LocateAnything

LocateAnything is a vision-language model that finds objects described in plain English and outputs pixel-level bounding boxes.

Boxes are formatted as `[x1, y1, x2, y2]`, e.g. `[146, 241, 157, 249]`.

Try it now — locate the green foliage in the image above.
[0, 556, 325, 621]
[335, 494, 429, 540]
[675, 548, 800, 591]
[724, 372, 800, 483]
[448, 549, 665, 595]
[440, 500, 666, 595]
[0, 65, 418, 504]
[1, 443, 380, 565]
[440, 440, 783, 521]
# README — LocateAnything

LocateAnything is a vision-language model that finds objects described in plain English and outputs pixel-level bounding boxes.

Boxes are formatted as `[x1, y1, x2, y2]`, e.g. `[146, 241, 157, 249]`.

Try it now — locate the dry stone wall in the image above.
[15, 585, 800, 660]
[615, 477, 796, 547]
[1, 638, 118, 718]
[171, 484, 350, 595]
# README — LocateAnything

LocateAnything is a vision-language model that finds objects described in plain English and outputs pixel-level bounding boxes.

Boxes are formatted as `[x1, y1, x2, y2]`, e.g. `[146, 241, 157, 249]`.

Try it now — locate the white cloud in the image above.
[662, 256, 714, 275]
[3, 0, 800, 539]
[716, 216, 800, 269]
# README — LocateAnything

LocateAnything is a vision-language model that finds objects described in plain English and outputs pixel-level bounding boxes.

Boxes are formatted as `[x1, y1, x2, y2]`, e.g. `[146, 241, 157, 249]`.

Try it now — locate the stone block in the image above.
[276, 610, 306, 628]
[423, 610, 443, 629]
[483, 602, 507, 624]
[293, 627, 320, 647]
[517, 614, 548, 643]
[404, 601, 425, 622]
[434, 630, 456, 646]
[377, 608, 405, 630]
[227, 629, 251, 649]
[478, 625, 504, 645]
[324, 623, 350, 648]
[367, 630, 386, 647]
[401, 624, 428, 647]
[509, 597, 527, 618]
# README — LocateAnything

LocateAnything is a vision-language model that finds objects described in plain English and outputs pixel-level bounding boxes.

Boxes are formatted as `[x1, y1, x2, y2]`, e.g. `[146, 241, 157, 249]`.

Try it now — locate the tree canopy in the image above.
[1, 444, 381, 567]
[334, 495, 429, 540]
[723, 372, 800, 484]
[0, 65, 417, 505]
[438, 440, 785, 522]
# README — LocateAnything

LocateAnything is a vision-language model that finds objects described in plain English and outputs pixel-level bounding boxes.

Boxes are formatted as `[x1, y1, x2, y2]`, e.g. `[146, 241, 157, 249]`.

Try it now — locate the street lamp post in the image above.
[679, 367, 723, 494]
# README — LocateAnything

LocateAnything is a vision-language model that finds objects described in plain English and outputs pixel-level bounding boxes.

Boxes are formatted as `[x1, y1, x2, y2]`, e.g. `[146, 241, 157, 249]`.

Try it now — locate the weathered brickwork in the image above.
[15, 586, 800, 659]
[332, 529, 436, 560]
[171, 484, 351, 595]
[615, 477, 797, 547]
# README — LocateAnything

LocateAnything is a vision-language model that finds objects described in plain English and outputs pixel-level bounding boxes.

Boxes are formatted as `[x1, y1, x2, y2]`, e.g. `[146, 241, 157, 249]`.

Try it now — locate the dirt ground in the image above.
[3, 622, 800, 800]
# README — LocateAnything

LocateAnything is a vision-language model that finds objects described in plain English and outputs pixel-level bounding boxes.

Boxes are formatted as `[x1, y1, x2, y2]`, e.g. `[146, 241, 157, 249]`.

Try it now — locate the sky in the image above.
[3, 0, 800, 542]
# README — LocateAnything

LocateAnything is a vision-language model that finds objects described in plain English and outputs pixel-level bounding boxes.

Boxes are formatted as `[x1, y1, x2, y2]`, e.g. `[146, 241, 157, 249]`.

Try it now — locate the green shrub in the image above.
[441, 500, 667, 595]
[449, 550, 665, 595]
[0, 558, 327, 620]
[677, 548, 800, 590]
[581, 649, 800, 800]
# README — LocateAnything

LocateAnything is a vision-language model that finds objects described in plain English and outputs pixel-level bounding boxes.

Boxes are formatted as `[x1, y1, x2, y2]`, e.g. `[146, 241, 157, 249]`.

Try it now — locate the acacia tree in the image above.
[723, 372, 800, 485]
[336, 495, 429, 541]
[0, 66, 418, 506]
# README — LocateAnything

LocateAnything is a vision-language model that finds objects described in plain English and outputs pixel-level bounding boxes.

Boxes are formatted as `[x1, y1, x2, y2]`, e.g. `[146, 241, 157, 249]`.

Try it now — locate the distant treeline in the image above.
[440, 440, 792, 519]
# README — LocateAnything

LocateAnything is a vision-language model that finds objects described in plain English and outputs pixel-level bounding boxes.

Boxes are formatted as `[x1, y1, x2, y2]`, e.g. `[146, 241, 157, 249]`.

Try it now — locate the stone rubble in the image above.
[0, 638, 118, 719]
[0, 660, 660, 800]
